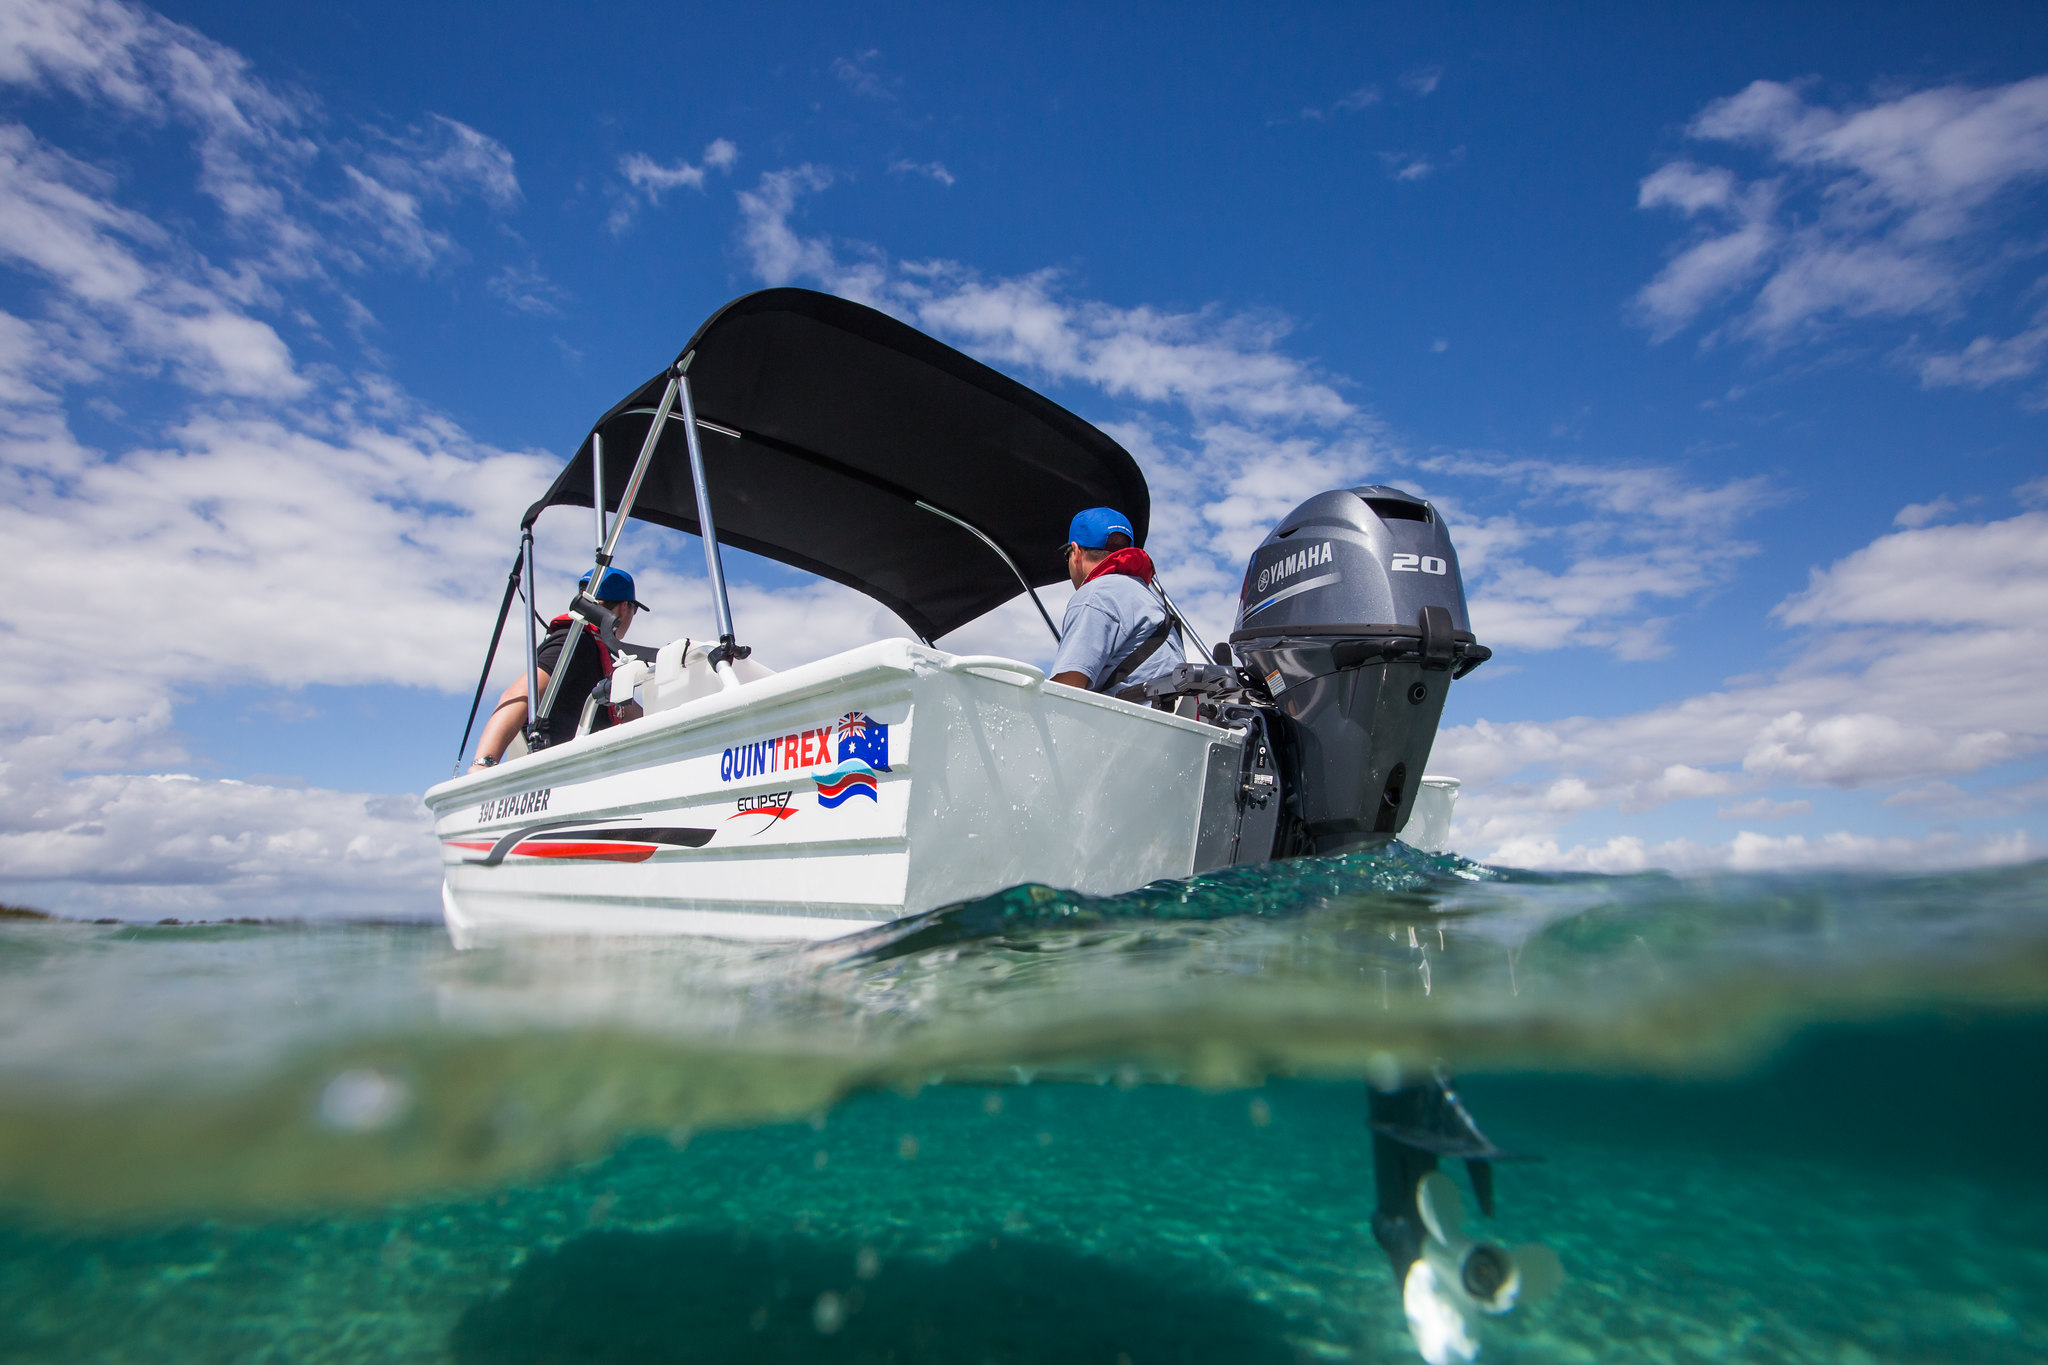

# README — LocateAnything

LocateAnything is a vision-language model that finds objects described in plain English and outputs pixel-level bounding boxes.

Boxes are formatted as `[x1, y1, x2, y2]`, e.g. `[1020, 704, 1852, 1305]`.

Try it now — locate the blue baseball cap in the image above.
[579, 567, 650, 610]
[1066, 506, 1135, 550]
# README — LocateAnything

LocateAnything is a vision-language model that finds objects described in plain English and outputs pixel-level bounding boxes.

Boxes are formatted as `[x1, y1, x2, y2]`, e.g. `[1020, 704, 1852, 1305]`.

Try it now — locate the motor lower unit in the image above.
[1229, 485, 1489, 856]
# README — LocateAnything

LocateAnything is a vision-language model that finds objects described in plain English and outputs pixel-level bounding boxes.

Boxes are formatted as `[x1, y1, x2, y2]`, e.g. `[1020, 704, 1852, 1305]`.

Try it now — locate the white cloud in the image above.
[0, 358, 548, 916]
[831, 50, 896, 102]
[487, 262, 566, 317]
[1635, 75, 2048, 366]
[1439, 510, 2048, 864]
[1379, 152, 1436, 181]
[1917, 318, 2048, 389]
[334, 165, 445, 270]
[622, 150, 712, 195]
[1883, 773, 2048, 818]
[1633, 166, 1781, 340]
[734, 164, 842, 287]
[1719, 796, 1812, 820]
[1742, 710, 2011, 786]
[0, 0, 518, 287]
[0, 0, 312, 238]
[0, 121, 307, 396]
[608, 139, 739, 234]
[734, 168, 1358, 429]
[1773, 510, 2048, 627]
[1744, 240, 1954, 334]
[1637, 161, 1740, 216]
[1691, 76, 2048, 240]
[1399, 67, 1443, 98]
[1419, 454, 1771, 655]
[0, 387, 557, 730]
[0, 776, 441, 918]
[336, 118, 521, 269]
[1490, 828, 2038, 875]
[888, 158, 955, 187]
[403, 115, 520, 209]
[1892, 496, 1957, 528]
[1297, 85, 1380, 121]
[1379, 147, 1463, 183]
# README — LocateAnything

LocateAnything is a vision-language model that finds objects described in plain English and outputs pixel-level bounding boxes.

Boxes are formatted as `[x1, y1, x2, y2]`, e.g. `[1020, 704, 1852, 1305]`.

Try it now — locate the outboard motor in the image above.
[1228, 486, 1488, 855]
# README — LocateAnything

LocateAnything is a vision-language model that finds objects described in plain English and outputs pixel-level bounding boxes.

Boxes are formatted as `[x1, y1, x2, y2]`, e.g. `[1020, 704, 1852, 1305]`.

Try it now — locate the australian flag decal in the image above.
[813, 711, 889, 808]
[835, 712, 889, 771]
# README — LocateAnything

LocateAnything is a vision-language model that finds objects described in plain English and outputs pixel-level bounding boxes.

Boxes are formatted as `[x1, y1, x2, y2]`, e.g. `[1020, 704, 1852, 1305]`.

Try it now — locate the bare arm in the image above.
[471, 669, 547, 770]
[1050, 671, 1090, 689]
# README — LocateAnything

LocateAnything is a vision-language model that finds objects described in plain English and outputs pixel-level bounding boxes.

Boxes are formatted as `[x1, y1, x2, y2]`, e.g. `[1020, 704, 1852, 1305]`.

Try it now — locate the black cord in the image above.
[454, 550, 525, 773]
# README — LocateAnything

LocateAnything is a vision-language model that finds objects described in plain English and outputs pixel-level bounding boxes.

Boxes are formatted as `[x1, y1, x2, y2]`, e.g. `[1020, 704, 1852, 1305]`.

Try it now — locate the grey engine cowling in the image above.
[1230, 486, 1489, 854]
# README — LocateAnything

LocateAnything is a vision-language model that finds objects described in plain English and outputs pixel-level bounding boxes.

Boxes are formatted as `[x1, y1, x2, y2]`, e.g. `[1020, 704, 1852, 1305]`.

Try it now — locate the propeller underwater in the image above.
[1401, 1172, 1563, 1365]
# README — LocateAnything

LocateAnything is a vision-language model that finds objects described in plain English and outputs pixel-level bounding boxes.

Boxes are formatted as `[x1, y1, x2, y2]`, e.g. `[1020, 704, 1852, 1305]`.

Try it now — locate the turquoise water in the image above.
[2, 849, 2046, 1362]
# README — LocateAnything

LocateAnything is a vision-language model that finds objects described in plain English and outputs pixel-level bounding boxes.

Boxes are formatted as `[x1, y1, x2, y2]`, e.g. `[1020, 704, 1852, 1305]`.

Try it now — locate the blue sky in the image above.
[1, 0, 2044, 917]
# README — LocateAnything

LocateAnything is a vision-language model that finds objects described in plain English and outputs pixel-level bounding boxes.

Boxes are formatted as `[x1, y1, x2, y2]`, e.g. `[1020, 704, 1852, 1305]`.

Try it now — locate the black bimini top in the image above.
[523, 288, 1149, 643]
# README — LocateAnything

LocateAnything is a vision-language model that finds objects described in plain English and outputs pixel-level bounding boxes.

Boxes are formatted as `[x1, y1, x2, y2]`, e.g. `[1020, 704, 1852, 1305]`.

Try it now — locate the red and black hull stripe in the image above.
[446, 821, 714, 866]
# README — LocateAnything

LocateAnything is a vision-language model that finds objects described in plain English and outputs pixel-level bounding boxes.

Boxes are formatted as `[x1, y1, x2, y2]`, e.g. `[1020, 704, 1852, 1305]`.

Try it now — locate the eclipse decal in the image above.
[730, 791, 798, 835]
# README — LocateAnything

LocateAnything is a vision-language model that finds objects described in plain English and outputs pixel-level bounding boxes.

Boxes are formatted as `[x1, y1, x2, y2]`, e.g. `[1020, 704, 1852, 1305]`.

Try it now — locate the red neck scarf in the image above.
[1082, 546, 1156, 587]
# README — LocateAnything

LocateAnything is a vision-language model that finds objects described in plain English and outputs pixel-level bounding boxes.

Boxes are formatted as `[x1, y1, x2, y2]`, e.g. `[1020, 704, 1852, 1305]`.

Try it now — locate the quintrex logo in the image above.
[720, 712, 890, 810]
[723, 726, 833, 781]
[1254, 541, 1334, 594]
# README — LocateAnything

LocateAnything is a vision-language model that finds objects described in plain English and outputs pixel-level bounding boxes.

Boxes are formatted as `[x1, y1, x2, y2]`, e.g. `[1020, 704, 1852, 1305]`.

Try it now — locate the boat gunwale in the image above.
[426, 636, 1236, 815]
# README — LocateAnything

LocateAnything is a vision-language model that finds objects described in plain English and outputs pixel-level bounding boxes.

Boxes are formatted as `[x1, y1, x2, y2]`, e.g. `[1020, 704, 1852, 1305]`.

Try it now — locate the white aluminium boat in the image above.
[425, 290, 1489, 944]
[436, 639, 1247, 943]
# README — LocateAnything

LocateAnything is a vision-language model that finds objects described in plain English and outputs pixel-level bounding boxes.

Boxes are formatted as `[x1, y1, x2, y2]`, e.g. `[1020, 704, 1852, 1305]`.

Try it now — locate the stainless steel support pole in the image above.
[600, 372, 678, 564]
[537, 371, 682, 728]
[521, 529, 541, 743]
[914, 500, 1062, 644]
[591, 432, 605, 554]
[1151, 574, 1201, 656]
[675, 374, 741, 655]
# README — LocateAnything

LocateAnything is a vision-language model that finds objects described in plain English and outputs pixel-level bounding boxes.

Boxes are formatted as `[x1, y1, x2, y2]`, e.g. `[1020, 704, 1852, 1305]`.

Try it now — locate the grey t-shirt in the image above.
[1050, 572, 1186, 691]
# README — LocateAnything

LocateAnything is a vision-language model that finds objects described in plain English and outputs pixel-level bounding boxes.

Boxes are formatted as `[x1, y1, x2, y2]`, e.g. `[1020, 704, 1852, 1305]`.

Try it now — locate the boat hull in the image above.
[425, 641, 1245, 944]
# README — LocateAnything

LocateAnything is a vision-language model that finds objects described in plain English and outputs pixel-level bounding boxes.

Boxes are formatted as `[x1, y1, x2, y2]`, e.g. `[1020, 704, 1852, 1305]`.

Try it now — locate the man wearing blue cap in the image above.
[469, 567, 650, 769]
[1048, 507, 1185, 696]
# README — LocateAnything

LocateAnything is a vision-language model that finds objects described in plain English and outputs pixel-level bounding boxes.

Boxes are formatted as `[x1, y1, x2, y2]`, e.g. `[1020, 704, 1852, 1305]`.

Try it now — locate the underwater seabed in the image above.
[1, 851, 2045, 1363]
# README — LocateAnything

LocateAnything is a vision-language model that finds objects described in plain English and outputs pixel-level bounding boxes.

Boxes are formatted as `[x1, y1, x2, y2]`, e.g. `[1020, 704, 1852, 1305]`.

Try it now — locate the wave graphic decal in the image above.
[812, 758, 880, 808]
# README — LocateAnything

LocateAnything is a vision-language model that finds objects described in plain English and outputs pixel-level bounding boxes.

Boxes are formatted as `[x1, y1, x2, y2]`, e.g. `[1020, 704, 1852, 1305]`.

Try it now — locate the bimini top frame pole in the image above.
[521, 529, 541, 746]
[915, 500, 1061, 645]
[534, 367, 682, 738]
[591, 432, 605, 554]
[674, 357, 747, 674]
